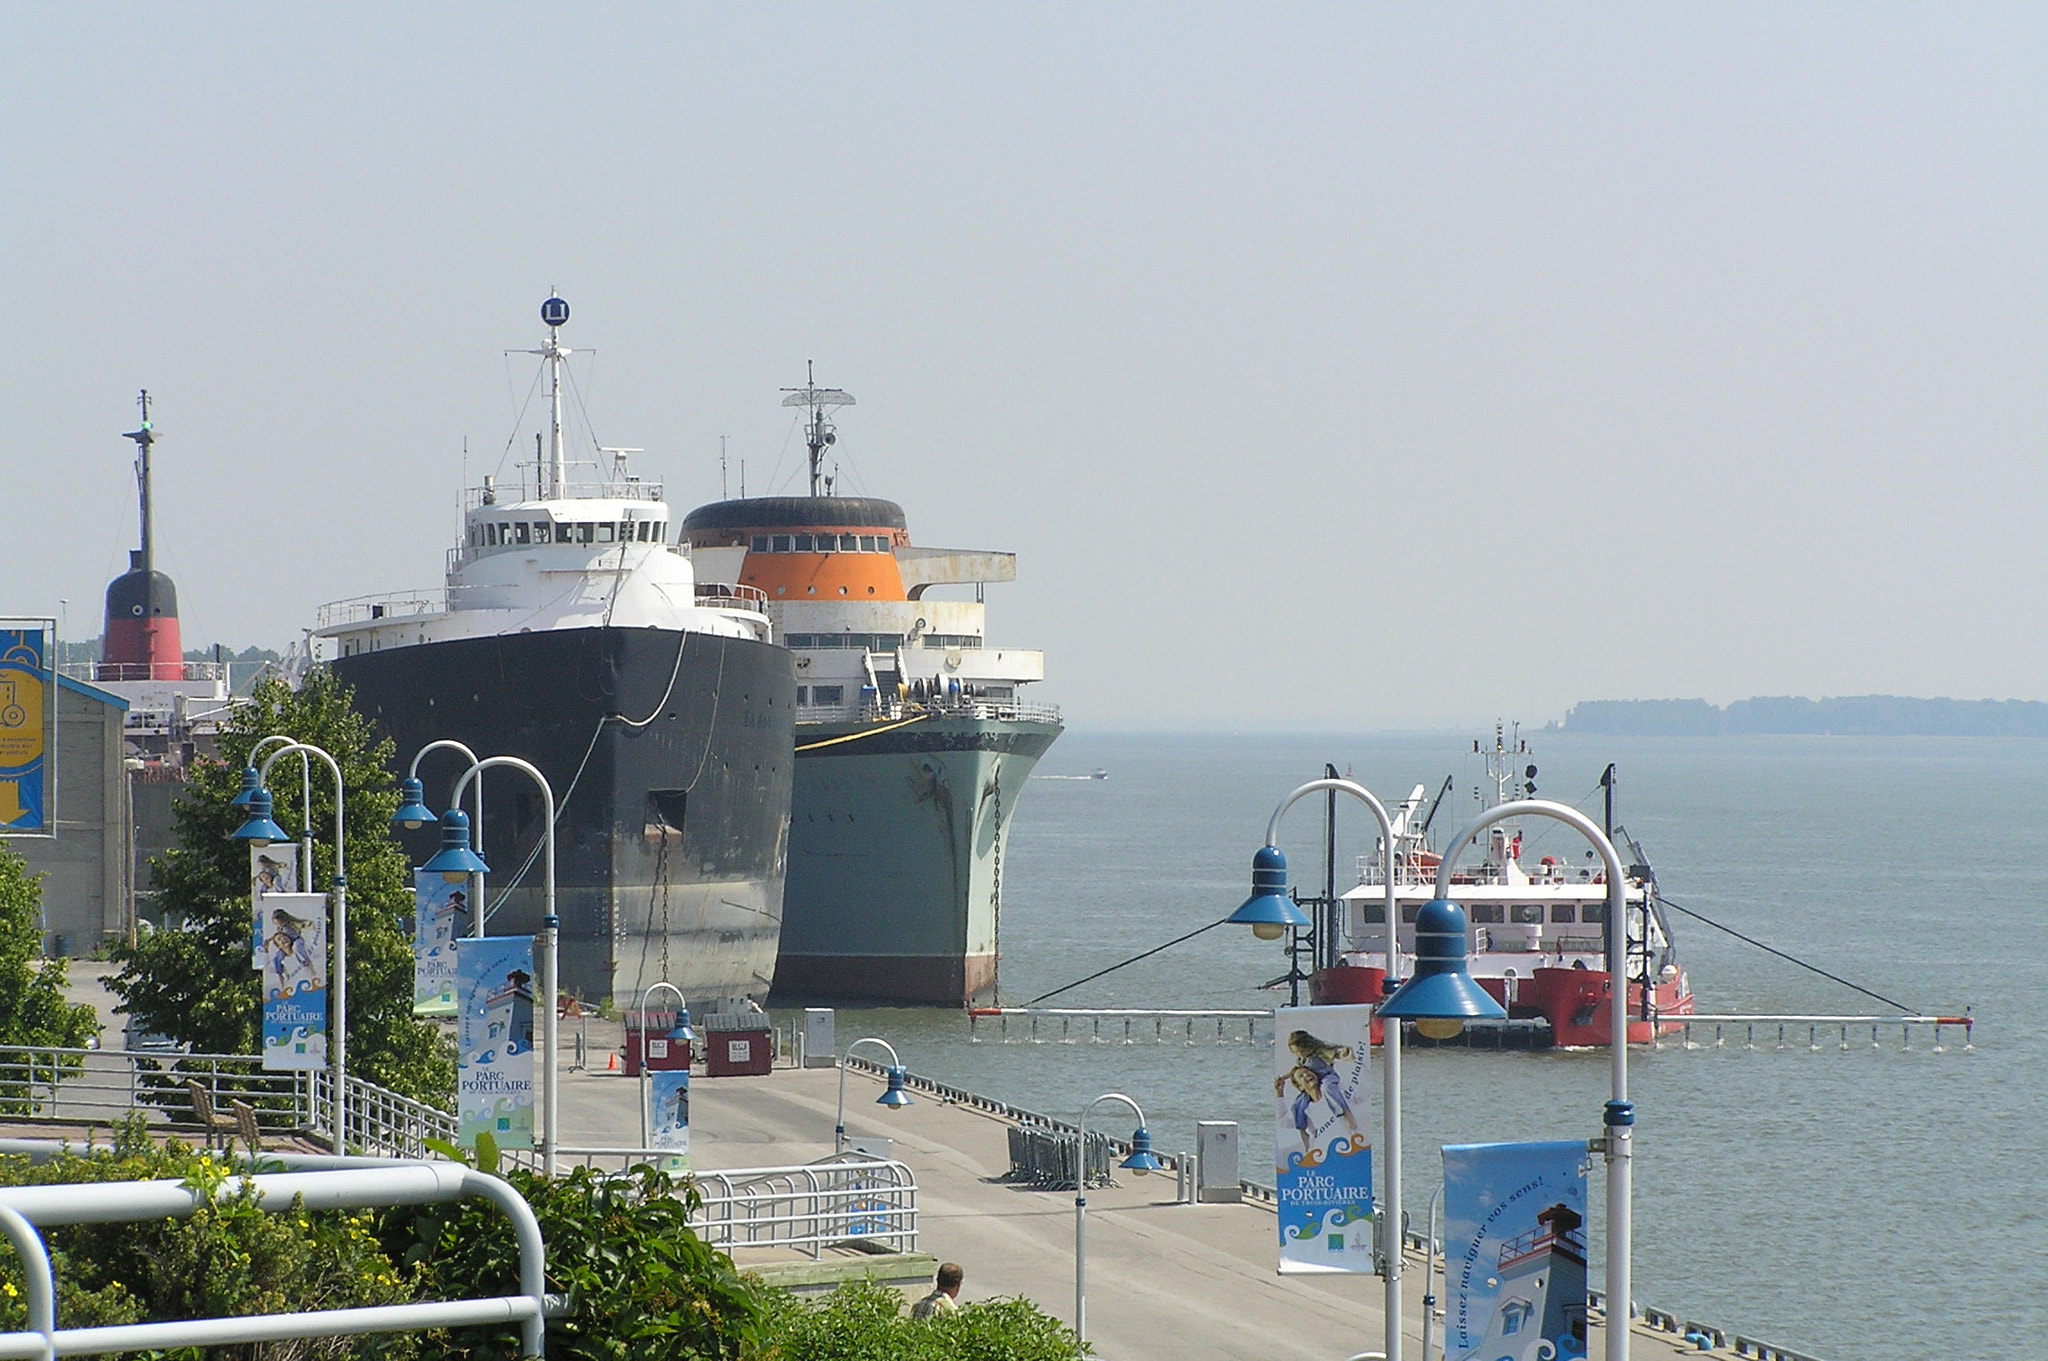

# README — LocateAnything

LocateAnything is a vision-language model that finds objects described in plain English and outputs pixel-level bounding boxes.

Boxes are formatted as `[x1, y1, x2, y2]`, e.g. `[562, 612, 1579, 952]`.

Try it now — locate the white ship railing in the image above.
[856, 699, 1062, 726]
[59, 661, 229, 685]
[693, 583, 767, 613]
[463, 478, 665, 509]
[316, 592, 447, 630]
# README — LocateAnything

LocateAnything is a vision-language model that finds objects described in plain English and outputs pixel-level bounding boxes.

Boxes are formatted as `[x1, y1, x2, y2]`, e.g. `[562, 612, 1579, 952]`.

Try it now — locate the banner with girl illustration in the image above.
[259, 893, 328, 1071]
[1273, 1004, 1374, 1273]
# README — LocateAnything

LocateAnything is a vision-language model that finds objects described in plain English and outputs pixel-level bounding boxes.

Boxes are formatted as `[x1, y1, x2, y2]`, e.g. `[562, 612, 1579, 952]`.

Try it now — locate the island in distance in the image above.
[1553, 696, 2048, 738]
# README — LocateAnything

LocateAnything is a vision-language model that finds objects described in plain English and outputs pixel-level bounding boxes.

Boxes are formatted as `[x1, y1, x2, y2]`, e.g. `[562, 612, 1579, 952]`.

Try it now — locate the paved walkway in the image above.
[555, 1046, 1728, 1361]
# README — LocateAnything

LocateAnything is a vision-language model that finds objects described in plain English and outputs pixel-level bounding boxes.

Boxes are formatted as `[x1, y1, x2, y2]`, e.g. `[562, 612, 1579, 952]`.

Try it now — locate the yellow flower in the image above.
[3, 1282, 17, 1298]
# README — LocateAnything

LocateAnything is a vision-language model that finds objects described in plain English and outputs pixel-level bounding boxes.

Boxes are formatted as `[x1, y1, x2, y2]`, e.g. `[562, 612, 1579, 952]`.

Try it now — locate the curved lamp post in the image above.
[1385, 798, 1631, 1361]
[1231, 777, 1416, 1361]
[443, 756, 559, 1176]
[393, 740, 484, 937]
[1073, 1091, 1164, 1343]
[835, 1037, 912, 1154]
[232, 741, 348, 1151]
[635, 980, 693, 1147]
[241, 734, 314, 892]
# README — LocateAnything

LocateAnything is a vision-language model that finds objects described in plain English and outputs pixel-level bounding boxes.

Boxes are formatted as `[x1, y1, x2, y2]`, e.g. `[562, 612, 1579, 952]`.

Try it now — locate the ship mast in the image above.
[122, 389, 156, 573]
[521, 294, 573, 498]
[780, 361, 855, 497]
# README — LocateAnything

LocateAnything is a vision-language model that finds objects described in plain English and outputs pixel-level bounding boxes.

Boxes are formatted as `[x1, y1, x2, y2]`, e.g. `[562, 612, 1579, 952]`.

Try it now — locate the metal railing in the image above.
[694, 583, 768, 613]
[316, 591, 446, 630]
[59, 661, 229, 685]
[0, 1046, 312, 1136]
[967, 1008, 1271, 1045]
[1005, 1125, 1117, 1190]
[1658, 1013, 1973, 1052]
[0, 1159, 547, 1360]
[689, 1155, 916, 1258]
[855, 698, 1063, 726]
[332, 1073, 460, 1157]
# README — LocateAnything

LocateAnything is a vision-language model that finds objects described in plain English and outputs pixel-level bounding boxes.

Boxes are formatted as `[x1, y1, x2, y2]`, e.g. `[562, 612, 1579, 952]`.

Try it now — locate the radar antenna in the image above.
[780, 361, 854, 497]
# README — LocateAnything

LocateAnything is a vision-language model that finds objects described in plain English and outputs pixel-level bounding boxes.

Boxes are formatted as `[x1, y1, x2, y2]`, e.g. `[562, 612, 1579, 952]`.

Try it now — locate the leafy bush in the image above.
[754, 1278, 1085, 1361]
[0, 841, 99, 1112]
[0, 1129, 1082, 1361]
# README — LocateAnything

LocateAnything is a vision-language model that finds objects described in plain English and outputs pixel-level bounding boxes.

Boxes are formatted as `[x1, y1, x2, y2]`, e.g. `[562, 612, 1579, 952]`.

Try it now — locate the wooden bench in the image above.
[185, 1080, 233, 1151]
[230, 1099, 265, 1152]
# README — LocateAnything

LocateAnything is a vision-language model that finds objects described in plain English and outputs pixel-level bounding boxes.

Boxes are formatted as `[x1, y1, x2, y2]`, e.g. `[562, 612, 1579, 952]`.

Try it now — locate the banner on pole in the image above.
[1273, 1004, 1375, 1273]
[0, 624, 52, 835]
[1441, 1140, 1590, 1361]
[649, 1069, 690, 1163]
[457, 936, 536, 1150]
[259, 893, 328, 1071]
[251, 845, 300, 969]
[412, 871, 469, 1016]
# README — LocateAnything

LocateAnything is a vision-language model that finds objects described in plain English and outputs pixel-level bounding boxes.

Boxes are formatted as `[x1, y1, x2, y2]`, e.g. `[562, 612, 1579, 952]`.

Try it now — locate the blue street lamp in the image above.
[1073, 1091, 1162, 1343]
[230, 789, 289, 847]
[1226, 846, 1313, 940]
[391, 778, 436, 832]
[230, 766, 264, 809]
[1400, 798, 1635, 1361]
[878, 1066, 912, 1108]
[1379, 899, 1508, 1040]
[421, 809, 490, 880]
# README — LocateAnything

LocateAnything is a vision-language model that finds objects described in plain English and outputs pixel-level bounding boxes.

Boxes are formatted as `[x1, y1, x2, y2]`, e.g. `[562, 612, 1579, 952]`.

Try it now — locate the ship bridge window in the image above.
[597, 523, 615, 543]
[514, 522, 531, 545]
[859, 535, 879, 551]
[920, 634, 983, 649]
[1550, 905, 1577, 923]
[498, 523, 511, 544]
[1510, 904, 1545, 925]
[772, 535, 791, 552]
[575, 523, 595, 545]
[535, 522, 553, 544]
[811, 685, 843, 705]
[1581, 903, 1607, 923]
[1469, 904, 1505, 924]
[752, 535, 770, 552]
[793, 533, 815, 551]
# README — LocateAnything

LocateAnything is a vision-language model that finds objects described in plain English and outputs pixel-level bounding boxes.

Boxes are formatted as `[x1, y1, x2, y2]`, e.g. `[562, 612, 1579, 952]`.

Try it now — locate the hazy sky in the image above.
[6, 5, 2042, 730]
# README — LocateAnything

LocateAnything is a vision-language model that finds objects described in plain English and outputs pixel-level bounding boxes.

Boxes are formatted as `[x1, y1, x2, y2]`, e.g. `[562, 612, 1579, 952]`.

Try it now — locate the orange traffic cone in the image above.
[607, 1051, 618, 1072]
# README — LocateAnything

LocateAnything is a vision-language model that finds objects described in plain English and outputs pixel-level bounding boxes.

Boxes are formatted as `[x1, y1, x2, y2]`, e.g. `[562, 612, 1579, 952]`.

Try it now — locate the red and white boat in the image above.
[1311, 727, 1694, 1046]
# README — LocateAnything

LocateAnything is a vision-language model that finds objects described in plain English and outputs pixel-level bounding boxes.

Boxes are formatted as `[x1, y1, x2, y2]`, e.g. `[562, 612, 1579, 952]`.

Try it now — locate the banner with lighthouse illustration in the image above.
[456, 936, 536, 1150]
[648, 1069, 690, 1164]
[1441, 1140, 1590, 1361]
[411, 871, 470, 1017]
[1273, 1004, 1375, 1273]
[258, 893, 328, 1071]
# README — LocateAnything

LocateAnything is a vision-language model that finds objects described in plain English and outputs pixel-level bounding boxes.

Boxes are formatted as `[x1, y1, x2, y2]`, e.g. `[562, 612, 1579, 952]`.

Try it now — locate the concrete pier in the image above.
[556, 1047, 1743, 1361]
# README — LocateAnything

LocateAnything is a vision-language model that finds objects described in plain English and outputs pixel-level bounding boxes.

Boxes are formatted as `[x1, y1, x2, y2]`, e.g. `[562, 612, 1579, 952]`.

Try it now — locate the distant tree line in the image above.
[1557, 696, 2048, 737]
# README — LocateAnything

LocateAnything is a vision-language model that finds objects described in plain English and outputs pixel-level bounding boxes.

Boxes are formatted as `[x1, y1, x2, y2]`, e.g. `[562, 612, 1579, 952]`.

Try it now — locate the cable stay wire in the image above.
[1022, 918, 1229, 1007]
[1652, 892, 1922, 1014]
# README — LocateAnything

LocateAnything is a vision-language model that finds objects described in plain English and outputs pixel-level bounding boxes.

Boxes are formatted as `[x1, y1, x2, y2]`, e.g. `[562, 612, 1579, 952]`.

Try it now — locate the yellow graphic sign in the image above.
[0, 626, 50, 832]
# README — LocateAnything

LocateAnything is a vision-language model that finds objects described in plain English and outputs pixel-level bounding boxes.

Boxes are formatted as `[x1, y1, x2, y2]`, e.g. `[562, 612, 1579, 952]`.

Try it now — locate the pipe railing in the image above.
[0, 1161, 547, 1360]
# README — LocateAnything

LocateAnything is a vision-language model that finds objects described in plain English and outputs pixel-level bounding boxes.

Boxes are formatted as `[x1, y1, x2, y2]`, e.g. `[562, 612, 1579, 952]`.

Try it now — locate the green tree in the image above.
[0, 843, 98, 1110]
[109, 670, 451, 1102]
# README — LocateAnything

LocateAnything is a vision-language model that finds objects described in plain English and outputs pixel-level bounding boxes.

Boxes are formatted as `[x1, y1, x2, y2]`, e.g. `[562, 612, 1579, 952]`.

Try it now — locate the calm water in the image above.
[828, 732, 2047, 1361]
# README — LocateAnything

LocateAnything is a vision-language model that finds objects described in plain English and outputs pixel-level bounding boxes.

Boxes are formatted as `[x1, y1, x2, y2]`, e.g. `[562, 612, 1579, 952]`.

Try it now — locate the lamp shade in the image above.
[421, 809, 490, 877]
[1378, 899, 1508, 1022]
[230, 766, 264, 809]
[668, 1008, 696, 1044]
[391, 777, 435, 832]
[229, 789, 289, 846]
[1119, 1126, 1165, 1175]
[877, 1065, 913, 1109]
[1227, 845, 1311, 939]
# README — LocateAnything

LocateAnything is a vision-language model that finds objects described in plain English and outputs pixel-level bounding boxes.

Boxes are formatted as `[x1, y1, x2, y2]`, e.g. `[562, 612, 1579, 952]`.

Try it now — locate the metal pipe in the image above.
[1074, 1091, 1149, 1344]
[1433, 799, 1631, 1361]
[636, 981, 687, 1148]
[1259, 777, 1402, 1361]
[450, 757, 557, 1176]
[834, 1037, 902, 1153]
[258, 744, 346, 1152]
